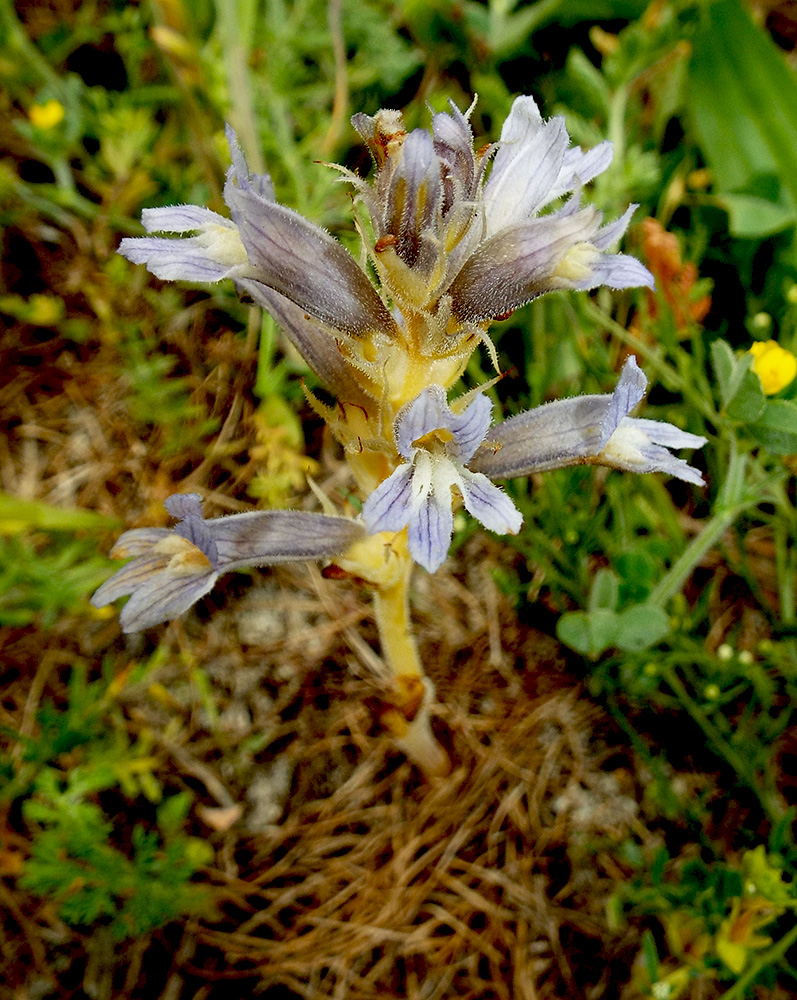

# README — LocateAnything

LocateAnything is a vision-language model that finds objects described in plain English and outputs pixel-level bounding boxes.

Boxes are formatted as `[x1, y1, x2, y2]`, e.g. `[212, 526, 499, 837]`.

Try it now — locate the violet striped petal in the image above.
[599, 357, 648, 447]
[362, 465, 415, 534]
[139, 205, 229, 233]
[362, 386, 521, 571]
[600, 420, 706, 485]
[109, 528, 171, 559]
[118, 569, 219, 632]
[394, 386, 449, 457]
[446, 394, 493, 462]
[117, 233, 246, 283]
[484, 106, 569, 236]
[407, 490, 454, 574]
[92, 551, 174, 606]
[459, 470, 523, 535]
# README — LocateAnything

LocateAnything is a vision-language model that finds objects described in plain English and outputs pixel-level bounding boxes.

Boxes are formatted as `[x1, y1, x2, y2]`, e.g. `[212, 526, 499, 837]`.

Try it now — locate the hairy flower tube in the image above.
[99, 96, 706, 776]
[469, 356, 706, 485]
[92, 494, 364, 632]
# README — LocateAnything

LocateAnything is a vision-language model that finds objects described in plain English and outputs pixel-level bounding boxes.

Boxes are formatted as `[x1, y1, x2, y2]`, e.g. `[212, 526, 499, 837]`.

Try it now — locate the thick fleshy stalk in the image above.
[333, 533, 450, 776]
[373, 560, 450, 777]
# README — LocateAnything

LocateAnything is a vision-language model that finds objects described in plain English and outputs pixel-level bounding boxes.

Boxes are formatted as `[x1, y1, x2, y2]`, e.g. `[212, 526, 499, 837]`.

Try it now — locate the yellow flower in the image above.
[29, 99, 65, 130]
[715, 896, 778, 975]
[748, 340, 797, 395]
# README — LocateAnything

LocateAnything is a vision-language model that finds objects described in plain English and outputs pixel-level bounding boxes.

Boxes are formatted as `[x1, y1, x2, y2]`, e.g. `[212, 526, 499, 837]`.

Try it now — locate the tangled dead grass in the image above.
[195, 685, 630, 1000]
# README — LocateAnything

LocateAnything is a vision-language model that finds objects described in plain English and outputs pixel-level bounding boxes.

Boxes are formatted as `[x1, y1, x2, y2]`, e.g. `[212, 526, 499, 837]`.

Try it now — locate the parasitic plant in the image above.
[93, 97, 705, 774]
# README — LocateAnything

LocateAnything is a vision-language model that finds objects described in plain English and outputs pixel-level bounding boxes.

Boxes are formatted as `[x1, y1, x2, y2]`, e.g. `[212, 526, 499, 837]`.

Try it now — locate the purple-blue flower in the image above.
[469, 357, 707, 485]
[92, 494, 364, 632]
[117, 99, 653, 404]
[351, 95, 654, 322]
[362, 387, 522, 572]
[117, 127, 393, 406]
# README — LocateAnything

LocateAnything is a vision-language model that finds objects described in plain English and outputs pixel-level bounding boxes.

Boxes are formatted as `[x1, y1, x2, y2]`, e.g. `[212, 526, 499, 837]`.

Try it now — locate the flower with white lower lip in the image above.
[362, 386, 522, 572]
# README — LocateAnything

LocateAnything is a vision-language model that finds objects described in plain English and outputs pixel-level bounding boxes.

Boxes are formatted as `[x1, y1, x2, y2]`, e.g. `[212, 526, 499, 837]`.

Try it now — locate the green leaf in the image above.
[726, 367, 766, 423]
[710, 341, 765, 421]
[615, 605, 671, 652]
[688, 0, 797, 237]
[183, 837, 214, 868]
[589, 568, 619, 613]
[563, 48, 611, 119]
[157, 792, 194, 839]
[749, 400, 797, 454]
[557, 608, 619, 657]
[0, 493, 118, 534]
[710, 339, 737, 404]
[616, 551, 658, 604]
[484, 0, 648, 59]
[641, 928, 661, 985]
[721, 192, 797, 239]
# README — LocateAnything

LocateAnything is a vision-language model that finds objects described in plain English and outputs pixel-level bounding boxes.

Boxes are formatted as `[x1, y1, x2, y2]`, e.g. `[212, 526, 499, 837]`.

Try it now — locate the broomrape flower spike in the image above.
[98, 95, 706, 777]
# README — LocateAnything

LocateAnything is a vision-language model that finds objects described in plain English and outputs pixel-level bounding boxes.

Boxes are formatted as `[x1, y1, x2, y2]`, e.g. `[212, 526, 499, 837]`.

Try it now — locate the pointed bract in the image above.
[225, 173, 396, 339]
[236, 277, 376, 406]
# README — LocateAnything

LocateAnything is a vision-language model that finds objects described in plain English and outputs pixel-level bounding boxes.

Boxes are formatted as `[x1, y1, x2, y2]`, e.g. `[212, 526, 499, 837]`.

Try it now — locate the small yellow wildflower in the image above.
[29, 99, 65, 130]
[715, 896, 776, 975]
[749, 340, 797, 395]
[26, 293, 65, 326]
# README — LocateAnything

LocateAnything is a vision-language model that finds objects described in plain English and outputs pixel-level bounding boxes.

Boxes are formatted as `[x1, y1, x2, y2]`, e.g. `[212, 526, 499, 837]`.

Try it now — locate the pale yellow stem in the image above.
[333, 532, 450, 776]
[371, 548, 450, 778]
[372, 555, 421, 679]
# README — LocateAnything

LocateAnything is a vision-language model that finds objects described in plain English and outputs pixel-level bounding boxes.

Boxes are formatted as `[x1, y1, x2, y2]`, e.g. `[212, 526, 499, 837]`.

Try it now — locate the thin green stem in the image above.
[0, 0, 63, 90]
[647, 506, 736, 608]
[648, 440, 751, 608]
[319, 0, 348, 157]
[213, 0, 265, 174]
[661, 666, 785, 824]
[607, 86, 629, 181]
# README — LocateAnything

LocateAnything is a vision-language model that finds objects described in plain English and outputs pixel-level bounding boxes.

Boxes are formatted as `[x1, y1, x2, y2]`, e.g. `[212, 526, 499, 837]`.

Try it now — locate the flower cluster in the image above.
[96, 95, 706, 772]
